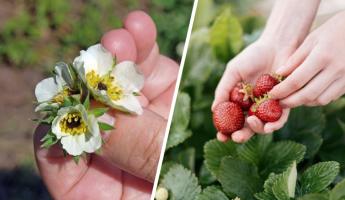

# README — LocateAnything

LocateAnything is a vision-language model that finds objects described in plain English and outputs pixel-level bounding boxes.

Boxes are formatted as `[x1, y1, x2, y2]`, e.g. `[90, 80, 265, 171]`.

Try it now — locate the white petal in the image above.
[112, 61, 144, 92]
[81, 115, 102, 153]
[111, 94, 143, 115]
[60, 135, 84, 156]
[35, 77, 61, 103]
[73, 44, 114, 76]
[51, 115, 69, 139]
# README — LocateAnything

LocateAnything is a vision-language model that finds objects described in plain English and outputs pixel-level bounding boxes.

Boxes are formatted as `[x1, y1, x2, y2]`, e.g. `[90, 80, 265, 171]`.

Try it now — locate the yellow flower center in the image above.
[86, 70, 123, 101]
[59, 112, 87, 135]
[52, 88, 70, 103]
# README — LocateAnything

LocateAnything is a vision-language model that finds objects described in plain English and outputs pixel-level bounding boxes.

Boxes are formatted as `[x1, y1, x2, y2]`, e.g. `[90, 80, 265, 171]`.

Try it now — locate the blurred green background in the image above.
[0, 0, 193, 199]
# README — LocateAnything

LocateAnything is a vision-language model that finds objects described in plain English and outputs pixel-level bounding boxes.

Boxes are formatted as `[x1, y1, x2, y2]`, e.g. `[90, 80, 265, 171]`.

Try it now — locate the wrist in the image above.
[259, 0, 321, 49]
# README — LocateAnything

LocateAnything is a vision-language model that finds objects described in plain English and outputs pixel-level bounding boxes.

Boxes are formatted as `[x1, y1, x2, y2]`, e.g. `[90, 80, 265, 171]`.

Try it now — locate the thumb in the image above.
[101, 108, 166, 182]
[33, 125, 90, 198]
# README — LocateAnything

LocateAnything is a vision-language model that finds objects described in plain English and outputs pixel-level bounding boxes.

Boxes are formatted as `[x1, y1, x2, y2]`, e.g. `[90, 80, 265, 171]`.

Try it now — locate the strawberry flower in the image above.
[51, 104, 102, 156]
[34, 63, 73, 112]
[73, 44, 144, 115]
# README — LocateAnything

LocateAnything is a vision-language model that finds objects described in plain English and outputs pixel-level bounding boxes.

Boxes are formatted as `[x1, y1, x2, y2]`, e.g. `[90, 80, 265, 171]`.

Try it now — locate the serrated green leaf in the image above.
[98, 122, 114, 131]
[237, 135, 272, 167]
[196, 186, 229, 200]
[167, 92, 192, 149]
[167, 129, 192, 150]
[298, 193, 330, 200]
[255, 173, 278, 200]
[271, 161, 297, 199]
[300, 161, 340, 195]
[204, 139, 237, 178]
[159, 161, 178, 180]
[90, 108, 108, 117]
[219, 156, 262, 200]
[330, 179, 345, 200]
[276, 107, 325, 158]
[262, 141, 305, 177]
[255, 162, 297, 200]
[161, 164, 201, 200]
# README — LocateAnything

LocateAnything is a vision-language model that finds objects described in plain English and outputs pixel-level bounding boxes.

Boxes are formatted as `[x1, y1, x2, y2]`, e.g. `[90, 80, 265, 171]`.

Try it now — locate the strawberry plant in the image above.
[157, 0, 345, 200]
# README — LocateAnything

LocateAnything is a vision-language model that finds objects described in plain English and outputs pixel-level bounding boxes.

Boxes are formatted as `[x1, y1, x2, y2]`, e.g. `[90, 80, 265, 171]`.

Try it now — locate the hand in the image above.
[270, 11, 345, 107]
[212, 41, 292, 143]
[34, 11, 179, 199]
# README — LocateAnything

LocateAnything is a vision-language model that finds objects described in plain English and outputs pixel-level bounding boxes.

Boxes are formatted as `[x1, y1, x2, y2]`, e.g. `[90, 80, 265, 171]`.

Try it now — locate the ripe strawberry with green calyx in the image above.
[213, 102, 244, 135]
[250, 95, 282, 122]
[229, 82, 253, 110]
[253, 73, 283, 97]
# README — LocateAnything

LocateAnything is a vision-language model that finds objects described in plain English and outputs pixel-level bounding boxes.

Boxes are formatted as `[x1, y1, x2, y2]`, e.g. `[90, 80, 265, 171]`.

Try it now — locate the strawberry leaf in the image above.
[196, 186, 229, 200]
[218, 156, 262, 200]
[204, 139, 237, 178]
[237, 135, 272, 167]
[330, 179, 345, 200]
[261, 141, 305, 177]
[161, 164, 201, 200]
[300, 161, 339, 195]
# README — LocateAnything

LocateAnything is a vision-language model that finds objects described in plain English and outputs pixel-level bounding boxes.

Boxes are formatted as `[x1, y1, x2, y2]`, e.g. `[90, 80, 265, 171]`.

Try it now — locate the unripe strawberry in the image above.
[253, 74, 282, 97]
[229, 83, 253, 110]
[213, 102, 244, 135]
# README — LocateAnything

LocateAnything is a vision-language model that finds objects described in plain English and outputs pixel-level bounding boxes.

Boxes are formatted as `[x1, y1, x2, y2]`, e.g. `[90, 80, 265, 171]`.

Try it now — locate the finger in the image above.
[35, 125, 153, 199]
[101, 29, 137, 62]
[313, 78, 345, 106]
[217, 132, 230, 143]
[138, 43, 160, 77]
[276, 41, 311, 76]
[247, 116, 265, 134]
[149, 81, 176, 119]
[270, 50, 325, 99]
[231, 127, 255, 143]
[141, 55, 179, 100]
[212, 64, 241, 111]
[124, 11, 157, 63]
[33, 125, 90, 198]
[263, 108, 290, 133]
[280, 68, 336, 108]
[101, 109, 166, 182]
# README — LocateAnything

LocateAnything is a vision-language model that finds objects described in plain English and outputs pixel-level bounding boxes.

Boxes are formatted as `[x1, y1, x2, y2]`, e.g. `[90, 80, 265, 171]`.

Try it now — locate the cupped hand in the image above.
[34, 11, 179, 200]
[212, 40, 293, 143]
[270, 12, 345, 107]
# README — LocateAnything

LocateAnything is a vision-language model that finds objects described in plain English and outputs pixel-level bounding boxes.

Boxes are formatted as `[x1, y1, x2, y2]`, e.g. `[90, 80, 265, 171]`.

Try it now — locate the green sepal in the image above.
[89, 108, 108, 117]
[98, 122, 114, 131]
[73, 155, 80, 164]
[40, 129, 59, 148]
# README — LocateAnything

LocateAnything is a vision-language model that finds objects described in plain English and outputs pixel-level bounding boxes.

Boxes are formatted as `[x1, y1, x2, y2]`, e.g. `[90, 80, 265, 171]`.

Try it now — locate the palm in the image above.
[34, 11, 178, 199]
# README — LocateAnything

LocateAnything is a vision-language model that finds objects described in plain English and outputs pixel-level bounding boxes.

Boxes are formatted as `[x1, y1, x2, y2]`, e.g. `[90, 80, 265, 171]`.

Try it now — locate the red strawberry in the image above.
[253, 74, 282, 97]
[229, 83, 253, 110]
[213, 102, 244, 135]
[253, 98, 282, 122]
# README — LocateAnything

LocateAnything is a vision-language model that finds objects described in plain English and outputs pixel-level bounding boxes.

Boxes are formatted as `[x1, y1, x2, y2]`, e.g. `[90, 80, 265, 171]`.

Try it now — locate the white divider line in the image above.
[150, 0, 199, 199]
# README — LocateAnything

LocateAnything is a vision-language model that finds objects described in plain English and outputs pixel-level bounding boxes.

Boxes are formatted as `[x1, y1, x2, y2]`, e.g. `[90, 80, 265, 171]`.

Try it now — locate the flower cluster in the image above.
[34, 44, 144, 161]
